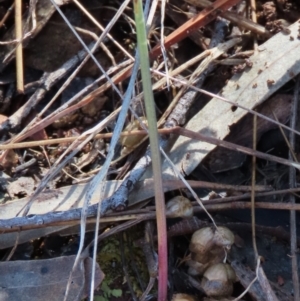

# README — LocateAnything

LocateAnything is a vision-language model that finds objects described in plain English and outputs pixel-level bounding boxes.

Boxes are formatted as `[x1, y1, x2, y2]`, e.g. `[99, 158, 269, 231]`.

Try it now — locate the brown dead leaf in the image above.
[28, 127, 48, 141]
[7, 177, 35, 197]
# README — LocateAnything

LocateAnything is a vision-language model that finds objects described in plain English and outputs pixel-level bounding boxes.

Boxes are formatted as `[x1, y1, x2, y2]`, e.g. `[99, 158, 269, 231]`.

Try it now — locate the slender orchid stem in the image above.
[133, 0, 168, 300]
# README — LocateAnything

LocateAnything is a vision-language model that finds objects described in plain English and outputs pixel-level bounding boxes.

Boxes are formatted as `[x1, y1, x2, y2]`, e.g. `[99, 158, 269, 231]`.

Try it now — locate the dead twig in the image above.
[251, 113, 259, 257]
[150, 0, 242, 57]
[139, 222, 158, 301]
[0, 3, 14, 29]
[184, 0, 271, 37]
[1, 186, 300, 232]
[289, 75, 300, 301]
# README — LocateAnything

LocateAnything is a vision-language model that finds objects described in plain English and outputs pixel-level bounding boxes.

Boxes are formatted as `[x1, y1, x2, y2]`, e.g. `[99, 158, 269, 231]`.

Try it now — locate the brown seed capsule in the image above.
[189, 227, 234, 255]
[189, 227, 215, 254]
[213, 227, 235, 250]
[201, 263, 236, 298]
[166, 196, 193, 218]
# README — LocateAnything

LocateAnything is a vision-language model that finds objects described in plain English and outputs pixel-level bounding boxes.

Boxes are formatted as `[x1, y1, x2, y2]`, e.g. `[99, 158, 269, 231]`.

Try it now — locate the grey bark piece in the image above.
[206, 94, 292, 173]
[0, 255, 103, 301]
[156, 20, 300, 180]
[231, 260, 292, 301]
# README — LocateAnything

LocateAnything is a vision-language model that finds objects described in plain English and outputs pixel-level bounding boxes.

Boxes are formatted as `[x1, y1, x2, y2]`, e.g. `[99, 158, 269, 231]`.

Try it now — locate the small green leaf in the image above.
[111, 289, 122, 297]
[101, 281, 109, 291]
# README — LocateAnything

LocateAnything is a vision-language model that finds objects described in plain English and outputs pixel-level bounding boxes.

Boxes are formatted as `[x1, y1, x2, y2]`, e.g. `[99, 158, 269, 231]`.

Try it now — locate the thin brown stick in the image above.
[250, 0, 258, 52]
[0, 3, 14, 28]
[194, 187, 300, 204]
[272, 110, 297, 162]
[0, 128, 146, 149]
[193, 201, 300, 212]
[5, 230, 20, 261]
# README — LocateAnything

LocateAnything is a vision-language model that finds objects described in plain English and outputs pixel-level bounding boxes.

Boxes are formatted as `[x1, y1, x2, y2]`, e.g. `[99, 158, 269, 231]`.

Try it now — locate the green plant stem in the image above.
[15, 0, 24, 93]
[133, 0, 168, 300]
